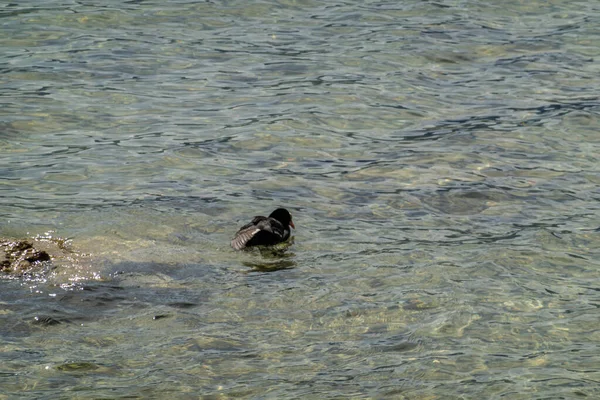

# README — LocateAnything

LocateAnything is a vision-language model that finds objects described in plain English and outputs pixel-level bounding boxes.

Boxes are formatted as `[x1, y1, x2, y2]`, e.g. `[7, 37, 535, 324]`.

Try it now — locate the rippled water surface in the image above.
[2, 0, 600, 398]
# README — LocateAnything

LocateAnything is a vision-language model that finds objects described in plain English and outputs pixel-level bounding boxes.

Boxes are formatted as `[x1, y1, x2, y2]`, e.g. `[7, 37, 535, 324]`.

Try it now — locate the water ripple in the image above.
[2, 0, 600, 398]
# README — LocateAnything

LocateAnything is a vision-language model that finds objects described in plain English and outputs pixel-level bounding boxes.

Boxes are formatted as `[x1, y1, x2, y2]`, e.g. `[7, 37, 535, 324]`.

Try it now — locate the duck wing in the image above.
[231, 216, 286, 250]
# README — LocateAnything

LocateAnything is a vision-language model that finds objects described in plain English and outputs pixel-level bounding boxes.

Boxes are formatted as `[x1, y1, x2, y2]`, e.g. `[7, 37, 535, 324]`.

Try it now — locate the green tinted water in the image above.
[2, 0, 600, 398]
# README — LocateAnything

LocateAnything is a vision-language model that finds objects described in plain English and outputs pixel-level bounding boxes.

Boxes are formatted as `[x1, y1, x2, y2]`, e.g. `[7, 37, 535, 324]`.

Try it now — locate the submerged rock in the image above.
[1, 235, 96, 283]
[1, 239, 52, 276]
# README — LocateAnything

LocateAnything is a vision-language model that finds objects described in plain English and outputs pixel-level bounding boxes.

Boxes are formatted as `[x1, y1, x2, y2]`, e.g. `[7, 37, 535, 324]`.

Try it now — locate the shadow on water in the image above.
[0, 274, 209, 340]
[0, 242, 298, 340]
[0, 281, 124, 338]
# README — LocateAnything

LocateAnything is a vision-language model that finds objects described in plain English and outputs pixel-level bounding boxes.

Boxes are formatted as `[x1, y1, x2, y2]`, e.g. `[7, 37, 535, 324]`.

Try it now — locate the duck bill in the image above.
[289, 221, 295, 229]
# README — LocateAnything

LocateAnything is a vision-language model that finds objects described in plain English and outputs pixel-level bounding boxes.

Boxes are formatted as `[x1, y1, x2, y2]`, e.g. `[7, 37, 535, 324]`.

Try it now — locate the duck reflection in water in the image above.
[241, 238, 296, 272]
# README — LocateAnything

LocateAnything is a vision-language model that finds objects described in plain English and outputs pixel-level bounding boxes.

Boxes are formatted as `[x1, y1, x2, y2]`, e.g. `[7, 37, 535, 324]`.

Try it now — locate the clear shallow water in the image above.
[2, 0, 600, 398]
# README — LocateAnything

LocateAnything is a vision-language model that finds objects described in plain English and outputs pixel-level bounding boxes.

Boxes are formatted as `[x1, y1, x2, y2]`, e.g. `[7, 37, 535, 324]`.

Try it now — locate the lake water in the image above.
[2, 0, 600, 398]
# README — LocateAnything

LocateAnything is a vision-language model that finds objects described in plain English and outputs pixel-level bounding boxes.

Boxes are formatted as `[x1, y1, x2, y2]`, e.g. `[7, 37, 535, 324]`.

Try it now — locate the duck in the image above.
[231, 208, 295, 250]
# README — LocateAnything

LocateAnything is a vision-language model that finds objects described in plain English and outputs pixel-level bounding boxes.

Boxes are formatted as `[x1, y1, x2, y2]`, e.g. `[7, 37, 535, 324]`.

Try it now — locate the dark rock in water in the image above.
[1, 235, 94, 284]
[1, 239, 52, 276]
